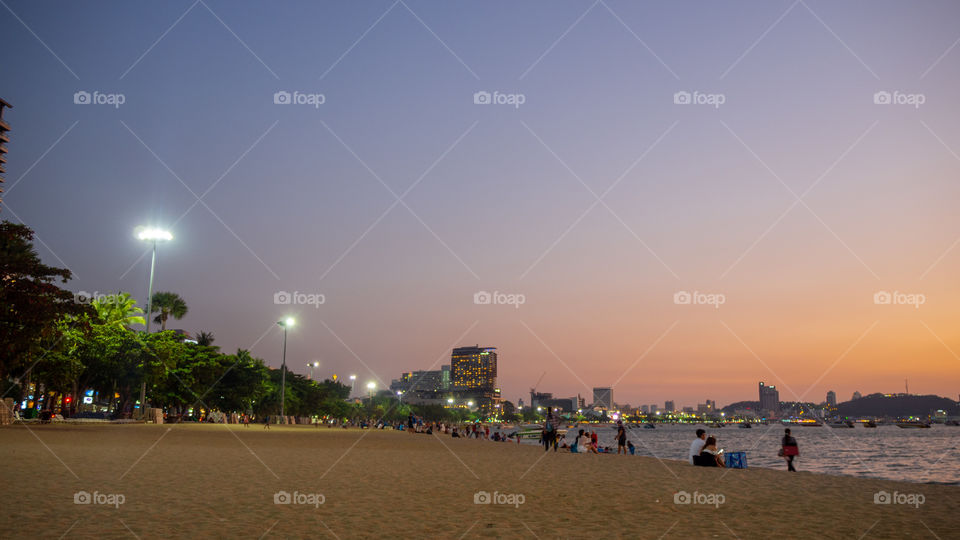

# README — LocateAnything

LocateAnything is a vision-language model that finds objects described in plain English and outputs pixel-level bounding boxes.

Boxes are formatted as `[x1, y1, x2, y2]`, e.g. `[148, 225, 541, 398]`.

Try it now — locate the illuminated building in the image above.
[826, 390, 836, 407]
[451, 346, 498, 407]
[759, 382, 780, 413]
[0, 98, 11, 208]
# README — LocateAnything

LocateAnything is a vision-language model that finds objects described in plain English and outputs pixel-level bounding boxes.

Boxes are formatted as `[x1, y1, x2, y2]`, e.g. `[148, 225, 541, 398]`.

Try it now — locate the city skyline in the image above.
[2, 1, 959, 406]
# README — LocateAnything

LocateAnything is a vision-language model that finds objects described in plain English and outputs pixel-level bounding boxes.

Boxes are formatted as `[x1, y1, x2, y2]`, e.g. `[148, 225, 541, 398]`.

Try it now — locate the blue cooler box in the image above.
[725, 451, 747, 469]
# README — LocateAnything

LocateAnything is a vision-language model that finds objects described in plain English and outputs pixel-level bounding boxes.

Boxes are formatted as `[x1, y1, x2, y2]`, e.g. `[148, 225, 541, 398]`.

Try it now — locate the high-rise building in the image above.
[592, 387, 612, 409]
[826, 390, 837, 407]
[852, 391, 862, 401]
[0, 98, 11, 208]
[759, 382, 780, 413]
[451, 346, 498, 406]
[640, 405, 649, 414]
[664, 400, 675, 412]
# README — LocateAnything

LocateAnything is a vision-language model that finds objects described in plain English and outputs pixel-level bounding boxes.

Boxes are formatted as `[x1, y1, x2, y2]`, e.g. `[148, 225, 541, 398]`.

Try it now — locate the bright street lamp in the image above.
[277, 318, 295, 419]
[366, 381, 375, 398]
[136, 226, 172, 418]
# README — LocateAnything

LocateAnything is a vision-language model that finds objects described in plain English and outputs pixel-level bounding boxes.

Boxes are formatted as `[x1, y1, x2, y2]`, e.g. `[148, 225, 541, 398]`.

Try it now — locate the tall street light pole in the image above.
[278, 318, 295, 420]
[137, 227, 172, 418]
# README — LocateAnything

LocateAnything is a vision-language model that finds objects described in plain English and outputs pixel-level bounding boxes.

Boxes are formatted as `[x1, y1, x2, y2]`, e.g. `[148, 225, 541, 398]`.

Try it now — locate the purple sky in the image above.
[2, 0, 959, 408]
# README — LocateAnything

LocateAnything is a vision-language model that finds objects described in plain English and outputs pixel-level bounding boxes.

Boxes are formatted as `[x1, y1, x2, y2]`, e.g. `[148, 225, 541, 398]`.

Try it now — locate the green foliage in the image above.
[92, 292, 145, 329]
[150, 291, 188, 331]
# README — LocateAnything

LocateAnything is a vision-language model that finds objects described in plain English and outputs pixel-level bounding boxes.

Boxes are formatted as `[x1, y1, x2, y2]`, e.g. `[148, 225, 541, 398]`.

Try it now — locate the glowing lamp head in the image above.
[366, 382, 375, 390]
[137, 227, 173, 242]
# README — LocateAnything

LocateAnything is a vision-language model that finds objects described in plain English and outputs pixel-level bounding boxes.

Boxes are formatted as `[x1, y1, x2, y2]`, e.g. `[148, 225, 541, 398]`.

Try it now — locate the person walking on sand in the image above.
[243, 414, 249, 428]
[689, 429, 706, 464]
[263, 416, 271, 429]
[781, 428, 799, 472]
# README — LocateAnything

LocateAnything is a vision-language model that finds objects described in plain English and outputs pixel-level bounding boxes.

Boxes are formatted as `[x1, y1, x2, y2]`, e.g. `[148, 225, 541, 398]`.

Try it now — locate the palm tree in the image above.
[92, 292, 145, 329]
[196, 331, 215, 346]
[150, 291, 188, 331]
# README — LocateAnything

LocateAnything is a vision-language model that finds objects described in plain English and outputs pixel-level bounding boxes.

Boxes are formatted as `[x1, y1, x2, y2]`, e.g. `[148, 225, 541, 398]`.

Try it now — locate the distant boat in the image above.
[739, 423, 752, 429]
[863, 420, 877, 428]
[709, 422, 725, 428]
[944, 420, 959, 426]
[643, 423, 656, 429]
[799, 422, 823, 427]
[896, 421, 931, 429]
[828, 421, 854, 428]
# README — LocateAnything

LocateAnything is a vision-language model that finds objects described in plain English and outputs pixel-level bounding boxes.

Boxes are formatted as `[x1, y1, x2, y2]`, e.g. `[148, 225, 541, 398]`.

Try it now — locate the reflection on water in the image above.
[516, 423, 960, 484]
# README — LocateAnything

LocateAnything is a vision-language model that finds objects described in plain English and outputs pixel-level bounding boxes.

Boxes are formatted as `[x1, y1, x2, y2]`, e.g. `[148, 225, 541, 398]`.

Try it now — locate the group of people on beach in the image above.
[688, 427, 800, 471]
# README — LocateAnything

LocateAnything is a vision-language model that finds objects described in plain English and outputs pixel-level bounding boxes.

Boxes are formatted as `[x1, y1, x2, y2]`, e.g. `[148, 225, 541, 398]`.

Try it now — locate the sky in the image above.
[2, 0, 959, 409]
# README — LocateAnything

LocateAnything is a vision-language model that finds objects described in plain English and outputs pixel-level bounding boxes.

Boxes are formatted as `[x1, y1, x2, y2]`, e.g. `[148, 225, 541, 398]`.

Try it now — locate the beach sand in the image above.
[0, 424, 956, 539]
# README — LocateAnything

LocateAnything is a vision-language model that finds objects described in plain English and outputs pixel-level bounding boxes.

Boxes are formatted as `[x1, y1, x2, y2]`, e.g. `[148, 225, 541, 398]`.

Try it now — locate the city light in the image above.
[366, 382, 375, 390]
[136, 227, 173, 242]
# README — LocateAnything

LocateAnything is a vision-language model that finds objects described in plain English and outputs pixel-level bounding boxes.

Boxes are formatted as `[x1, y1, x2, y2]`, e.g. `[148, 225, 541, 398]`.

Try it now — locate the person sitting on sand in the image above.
[689, 429, 706, 464]
[698, 436, 726, 467]
[451, 427, 460, 438]
[627, 440, 635, 455]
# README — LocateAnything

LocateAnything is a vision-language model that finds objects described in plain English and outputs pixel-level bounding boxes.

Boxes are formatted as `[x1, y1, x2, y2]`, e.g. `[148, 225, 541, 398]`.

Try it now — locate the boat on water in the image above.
[797, 422, 823, 427]
[643, 423, 656, 429]
[709, 422, 725, 428]
[945, 420, 960, 426]
[828, 421, 854, 428]
[896, 421, 931, 429]
[863, 420, 877, 428]
[739, 423, 752, 429]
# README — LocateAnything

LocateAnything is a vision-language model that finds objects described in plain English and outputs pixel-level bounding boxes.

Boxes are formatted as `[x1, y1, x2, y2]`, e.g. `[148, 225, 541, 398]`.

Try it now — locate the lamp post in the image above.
[349, 375, 356, 398]
[308, 361, 320, 380]
[136, 227, 172, 418]
[277, 318, 295, 419]
[366, 381, 375, 399]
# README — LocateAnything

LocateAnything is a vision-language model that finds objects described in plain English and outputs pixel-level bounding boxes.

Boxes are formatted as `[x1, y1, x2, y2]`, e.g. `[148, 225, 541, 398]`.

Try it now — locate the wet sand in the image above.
[0, 424, 956, 539]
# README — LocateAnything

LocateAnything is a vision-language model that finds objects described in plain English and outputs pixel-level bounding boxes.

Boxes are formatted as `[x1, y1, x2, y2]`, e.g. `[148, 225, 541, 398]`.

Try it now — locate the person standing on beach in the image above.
[616, 426, 627, 454]
[689, 429, 706, 464]
[263, 416, 270, 430]
[543, 407, 560, 452]
[781, 428, 799, 472]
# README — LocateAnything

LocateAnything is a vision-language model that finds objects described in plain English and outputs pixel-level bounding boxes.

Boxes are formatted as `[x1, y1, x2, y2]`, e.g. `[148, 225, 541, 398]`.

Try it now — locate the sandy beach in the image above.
[0, 424, 956, 539]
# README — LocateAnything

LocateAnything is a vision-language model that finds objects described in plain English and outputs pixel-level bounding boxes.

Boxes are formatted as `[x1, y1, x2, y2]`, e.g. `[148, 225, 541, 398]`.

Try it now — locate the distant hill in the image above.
[836, 393, 959, 418]
[721, 401, 760, 413]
